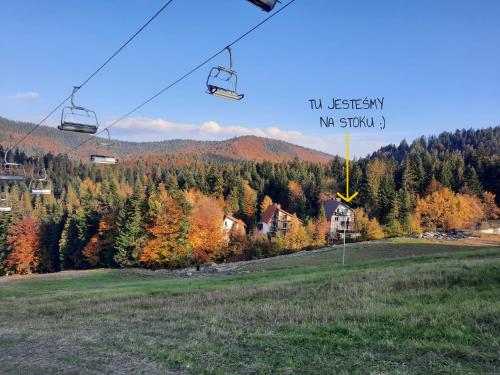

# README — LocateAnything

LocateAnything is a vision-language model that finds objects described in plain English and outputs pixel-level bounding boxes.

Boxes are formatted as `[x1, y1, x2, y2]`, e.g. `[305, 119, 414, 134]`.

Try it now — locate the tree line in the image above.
[0, 127, 499, 275]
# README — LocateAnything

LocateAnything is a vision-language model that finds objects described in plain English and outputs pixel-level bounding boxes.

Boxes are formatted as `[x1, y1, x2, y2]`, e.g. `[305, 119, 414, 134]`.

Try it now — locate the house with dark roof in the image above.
[257, 203, 295, 237]
[323, 198, 355, 238]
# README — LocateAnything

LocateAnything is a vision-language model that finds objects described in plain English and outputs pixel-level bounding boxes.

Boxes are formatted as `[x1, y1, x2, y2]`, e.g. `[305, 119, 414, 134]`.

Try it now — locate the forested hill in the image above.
[0, 116, 333, 163]
[364, 127, 500, 203]
[370, 127, 500, 161]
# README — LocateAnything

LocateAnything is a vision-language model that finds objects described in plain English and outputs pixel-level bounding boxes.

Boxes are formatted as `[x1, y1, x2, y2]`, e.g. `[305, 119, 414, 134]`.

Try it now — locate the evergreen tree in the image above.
[114, 186, 146, 267]
[462, 166, 483, 195]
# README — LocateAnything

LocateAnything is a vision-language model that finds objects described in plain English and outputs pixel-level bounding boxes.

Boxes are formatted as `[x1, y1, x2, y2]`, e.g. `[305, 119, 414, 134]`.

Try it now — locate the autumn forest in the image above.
[0, 126, 499, 275]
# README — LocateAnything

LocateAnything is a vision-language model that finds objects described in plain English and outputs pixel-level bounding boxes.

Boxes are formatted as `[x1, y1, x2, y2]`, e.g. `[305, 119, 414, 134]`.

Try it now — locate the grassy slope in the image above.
[0, 241, 499, 375]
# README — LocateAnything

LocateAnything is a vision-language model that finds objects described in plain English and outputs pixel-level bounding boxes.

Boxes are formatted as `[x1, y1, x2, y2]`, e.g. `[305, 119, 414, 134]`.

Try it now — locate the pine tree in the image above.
[114, 185, 146, 267]
[378, 174, 396, 224]
[385, 195, 403, 237]
[461, 166, 483, 195]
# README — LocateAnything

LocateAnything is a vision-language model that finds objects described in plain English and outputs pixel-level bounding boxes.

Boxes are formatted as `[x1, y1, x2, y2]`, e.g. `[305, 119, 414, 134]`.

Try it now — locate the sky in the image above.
[1, 0, 499, 157]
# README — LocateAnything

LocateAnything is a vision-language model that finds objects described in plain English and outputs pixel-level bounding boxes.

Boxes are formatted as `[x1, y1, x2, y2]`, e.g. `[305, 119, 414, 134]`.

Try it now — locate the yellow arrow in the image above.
[337, 133, 359, 203]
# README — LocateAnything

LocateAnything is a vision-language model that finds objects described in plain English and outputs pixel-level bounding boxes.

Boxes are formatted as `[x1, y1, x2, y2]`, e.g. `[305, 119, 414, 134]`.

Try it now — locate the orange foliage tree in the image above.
[188, 194, 227, 263]
[307, 216, 329, 248]
[82, 216, 115, 266]
[482, 192, 500, 220]
[6, 216, 42, 274]
[415, 187, 485, 231]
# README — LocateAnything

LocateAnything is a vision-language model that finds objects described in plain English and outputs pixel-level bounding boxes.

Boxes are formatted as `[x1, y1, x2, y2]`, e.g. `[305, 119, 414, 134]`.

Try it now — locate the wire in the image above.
[4, 0, 176, 159]
[69, 0, 299, 154]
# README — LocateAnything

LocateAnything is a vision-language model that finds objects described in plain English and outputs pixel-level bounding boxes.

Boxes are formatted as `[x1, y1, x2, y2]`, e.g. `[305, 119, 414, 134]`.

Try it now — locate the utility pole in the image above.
[342, 209, 351, 265]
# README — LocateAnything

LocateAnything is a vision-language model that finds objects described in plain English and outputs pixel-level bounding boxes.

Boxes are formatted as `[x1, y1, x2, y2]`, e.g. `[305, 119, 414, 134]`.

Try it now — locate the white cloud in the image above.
[110, 117, 304, 143]
[107, 117, 401, 156]
[7, 92, 40, 100]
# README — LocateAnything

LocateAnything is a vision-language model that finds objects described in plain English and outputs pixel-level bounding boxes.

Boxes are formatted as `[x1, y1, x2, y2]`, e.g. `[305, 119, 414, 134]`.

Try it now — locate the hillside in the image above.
[0, 117, 333, 163]
[1, 242, 499, 374]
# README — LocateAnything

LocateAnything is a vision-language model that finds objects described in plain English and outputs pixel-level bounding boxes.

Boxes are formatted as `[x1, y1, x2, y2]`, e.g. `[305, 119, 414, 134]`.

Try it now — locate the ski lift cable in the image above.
[4, 0, 177, 157]
[68, 0, 299, 154]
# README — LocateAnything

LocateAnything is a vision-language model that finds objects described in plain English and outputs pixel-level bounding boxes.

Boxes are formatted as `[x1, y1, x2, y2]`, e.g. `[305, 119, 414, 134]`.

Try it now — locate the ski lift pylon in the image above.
[59, 86, 99, 134]
[206, 47, 244, 101]
[29, 159, 51, 195]
[0, 150, 26, 181]
[246, 0, 278, 12]
[0, 190, 12, 213]
[90, 129, 118, 165]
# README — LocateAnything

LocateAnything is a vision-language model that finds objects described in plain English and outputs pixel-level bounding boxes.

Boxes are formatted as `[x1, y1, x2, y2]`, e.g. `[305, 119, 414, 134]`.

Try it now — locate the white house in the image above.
[323, 198, 355, 238]
[222, 214, 246, 239]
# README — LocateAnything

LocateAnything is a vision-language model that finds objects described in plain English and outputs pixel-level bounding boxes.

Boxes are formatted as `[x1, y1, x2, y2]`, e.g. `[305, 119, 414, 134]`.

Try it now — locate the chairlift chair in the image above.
[90, 129, 118, 165]
[206, 47, 244, 101]
[0, 191, 12, 213]
[0, 151, 26, 181]
[246, 0, 278, 12]
[29, 163, 51, 195]
[59, 86, 99, 134]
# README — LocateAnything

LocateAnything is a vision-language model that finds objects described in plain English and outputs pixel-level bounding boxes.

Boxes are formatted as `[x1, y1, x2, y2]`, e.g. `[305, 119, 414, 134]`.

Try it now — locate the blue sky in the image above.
[1, 0, 499, 157]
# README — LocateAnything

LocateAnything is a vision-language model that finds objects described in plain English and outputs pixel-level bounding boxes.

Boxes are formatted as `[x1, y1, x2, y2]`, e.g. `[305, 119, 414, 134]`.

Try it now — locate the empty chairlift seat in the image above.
[90, 129, 118, 165]
[59, 86, 99, 134]
[0, 192, 12, 213]
[29, 165, 51, 195]
[0, 159, 26, 181]
[90, 155, 118, 165]
[206, 47, 244, 101]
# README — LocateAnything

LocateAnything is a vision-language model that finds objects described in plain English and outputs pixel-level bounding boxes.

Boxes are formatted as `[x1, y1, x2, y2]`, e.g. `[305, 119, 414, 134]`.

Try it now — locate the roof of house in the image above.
[261, 203, 294, 224]
[323, 199, 344, 220]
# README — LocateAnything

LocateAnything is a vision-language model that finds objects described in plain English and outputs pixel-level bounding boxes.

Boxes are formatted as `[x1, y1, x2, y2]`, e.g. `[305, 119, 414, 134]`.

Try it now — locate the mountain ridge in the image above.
[0, 116, 334, 163]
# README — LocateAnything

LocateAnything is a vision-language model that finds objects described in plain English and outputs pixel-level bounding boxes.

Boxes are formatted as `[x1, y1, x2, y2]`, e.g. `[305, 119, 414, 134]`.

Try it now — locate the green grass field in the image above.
[1, 239, 499, 374]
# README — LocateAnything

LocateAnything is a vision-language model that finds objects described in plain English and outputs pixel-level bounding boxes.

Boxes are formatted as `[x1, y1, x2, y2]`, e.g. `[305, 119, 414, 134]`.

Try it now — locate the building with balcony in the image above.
[257, 203, 295, 237]
[323, 198, 355, 238]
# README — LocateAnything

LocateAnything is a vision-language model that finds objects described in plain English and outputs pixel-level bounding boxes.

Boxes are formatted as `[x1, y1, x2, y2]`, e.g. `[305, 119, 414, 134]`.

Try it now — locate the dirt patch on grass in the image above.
[0, 269, 109, 284]
[0, 337, 182, 375]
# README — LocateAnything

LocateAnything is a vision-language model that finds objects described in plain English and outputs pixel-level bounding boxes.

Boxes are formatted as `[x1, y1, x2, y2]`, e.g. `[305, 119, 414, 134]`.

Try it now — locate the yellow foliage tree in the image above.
[141, 193, 193, 269]
[415, 187, 485, 232]
[242, 181, 257, 219]
[354, 208, 384, 240]
[366, 218, 385, 240]
[284, 214, 309, 251]
[260, 195, 273, 215]
[307, 217, 329, 248]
